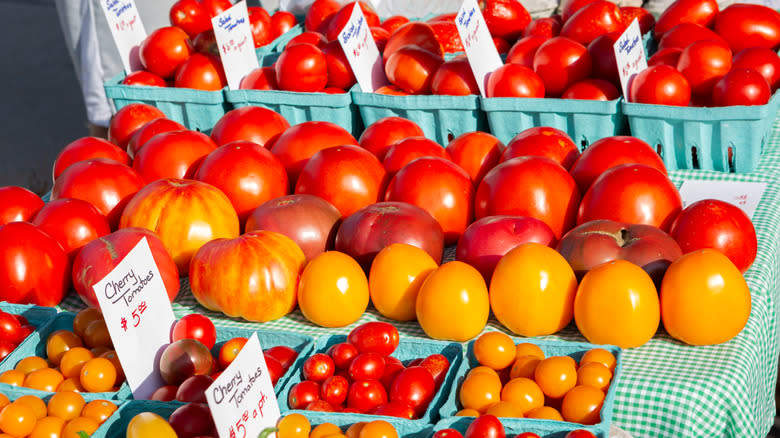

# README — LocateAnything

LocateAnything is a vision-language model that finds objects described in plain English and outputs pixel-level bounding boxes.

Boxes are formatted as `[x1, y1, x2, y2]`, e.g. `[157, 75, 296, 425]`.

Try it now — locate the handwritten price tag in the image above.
[613, 18, 647, 100]
[207, 333, 280, 438]
[338, 2, 388, 92]
[455, 0, 503, 97]
[678, 180, 767, 219]
[212, 1, 260, 90]
[99, 0, 147, 72]
[91, 237, 176, 399]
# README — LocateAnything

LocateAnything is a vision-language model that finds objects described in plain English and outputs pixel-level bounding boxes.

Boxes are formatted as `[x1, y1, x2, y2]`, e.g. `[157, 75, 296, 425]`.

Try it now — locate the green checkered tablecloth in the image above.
[56, 117, 780, 438]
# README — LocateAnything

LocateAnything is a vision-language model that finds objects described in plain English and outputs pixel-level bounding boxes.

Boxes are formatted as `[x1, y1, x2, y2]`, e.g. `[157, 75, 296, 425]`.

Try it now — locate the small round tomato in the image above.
[289, 380, 321, 409]
[348, 322, 400, 356]
[0, 312, 21, 344]
[126, 412, 178, 438]
[265, 345, 299, 371]
[464, 414, 505, 438]
[473, 331, 515, 370]
[711, 68, 772, 107]
[328, 342, 359, 369]
[348, 379, 388, 413]
[174, 53, 227, 91]
[303, 353, 336, 382]
[218, 337, 248, 369]
[500, 377, 545, 415]
[486, 64, 545, 98]
[320, 375, 349, 406]
[628, 65, 690, 106]
[349, 353, 386, 381]
[389, 366, 435, 418]
[561, 385, 604, 424]
[277, 413, 311, 438]
[276, 43, 328, 92]
[171, 314, 216, 350]
[0, 186, 44, 226]
[139, 26, 193, 79]
[534, 355, 578, 399]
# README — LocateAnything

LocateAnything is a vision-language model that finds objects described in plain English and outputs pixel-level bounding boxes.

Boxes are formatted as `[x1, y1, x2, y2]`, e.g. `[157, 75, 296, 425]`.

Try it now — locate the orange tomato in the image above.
[83, 320, 112, 350]
[310, 423, 341, 438]
[368, 243, 438, 321]
[525, 406, 563, 420]
[358, 420, 398, 438]
[579, 348, 616, 372]
[0, 401, 37, 437]
[72, 308, 103, 340]
[81, 400, 117, 424]
[490, 243, 578, 336]
[515, 343, 545, 360]
[500, 377, 545, 415]
[660, 248, 751, 345]
[456, 408, 480, 416]
[560, 385, 604, 424]
[59, 347, 94, 379]
[297, 251, 369, 327]
[47, 392, 86, 421]
[574, 260, 660, 348]
[79, 358, 116, 393]
[345, 422, 366, 438]
[218, 337, 248, 370]
[577, 362, 612, 391]
[14, 356, 48, 375]
[416, 261, 489, 341]
[534, 356, 577, 399]
[57, 378, 85, 392]
[485, 400, 523, 417]
[46, 330, 83, 366]
[15, 395, 46, 420]
[459, 371, 502, 413]
[99, 351, 125, 384]
[24, 368, 64, 392]
[0, 394, 7, 411]
[473, 331, 516, 370]
[468, 366, 500, 379]
[510, 355, 541, 380]
[277, 413, 311, 438]
[29, 415, 66, 438]
[0, 370, 24, 386]
[126, 412, 177, 438]
[62, 416, 99, 438]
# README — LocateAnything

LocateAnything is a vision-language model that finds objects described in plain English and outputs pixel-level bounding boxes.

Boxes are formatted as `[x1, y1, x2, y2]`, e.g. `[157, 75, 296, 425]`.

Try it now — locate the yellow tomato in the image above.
[368, 243, 438, 321]
[489, 243, 578, 336]
[473, 331, 516, 370]
[416, 261, 489, 341]
[660, 249, 751, 345]
[298, 251, 369, 327]
[126, 412, 177, 438]
[574, 260, 660, 348]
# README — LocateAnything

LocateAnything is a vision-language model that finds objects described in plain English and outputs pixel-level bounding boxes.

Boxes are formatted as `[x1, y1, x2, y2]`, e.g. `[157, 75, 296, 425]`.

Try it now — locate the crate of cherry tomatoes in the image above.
[0, 302, 58, 364]
[277, 322, 464, 435]
[438, 332, 622, 438]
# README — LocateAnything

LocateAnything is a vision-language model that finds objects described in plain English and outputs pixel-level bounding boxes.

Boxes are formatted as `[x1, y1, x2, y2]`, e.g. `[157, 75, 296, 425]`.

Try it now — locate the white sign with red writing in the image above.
[91, 237, 177, 400]
[207, 333, 280, 438]
[679, 180, 767, 219]
[455, 0, 503, 97]
[613, 18, 647, 100]
[212, 1, 260, 90]
[99, 0, 147, 72]
[338, 2, 388, 92]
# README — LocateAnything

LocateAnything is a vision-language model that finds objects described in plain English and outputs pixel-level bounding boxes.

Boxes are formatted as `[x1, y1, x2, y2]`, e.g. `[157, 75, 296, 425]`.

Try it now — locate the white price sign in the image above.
[99, 0, 147, 72]
[206, 333, 281, 438]
[679, 180, 767, 219]
[455, 0, 503, 97]
[91, 237, 176, 400]
[613, 18, 647, 100]
[338, 2, 388, 92]
[213, 1, 261, 90]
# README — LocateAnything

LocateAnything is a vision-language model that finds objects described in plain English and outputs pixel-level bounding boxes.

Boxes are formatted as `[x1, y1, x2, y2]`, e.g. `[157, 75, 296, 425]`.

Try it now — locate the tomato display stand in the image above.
[433, 415, 603, 438]
[438, 338, 622, 438]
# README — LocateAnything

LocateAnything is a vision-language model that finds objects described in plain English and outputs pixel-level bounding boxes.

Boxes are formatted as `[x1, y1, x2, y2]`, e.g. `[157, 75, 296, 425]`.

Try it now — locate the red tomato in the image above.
[475, 156, 581, 239]
[486, 64, 545, 97]
[560, 0, 624, 46]
[348, 379, 388, 413]
[218, 337, 248, 369]
[431, 57, 479, 96]
[561, 0, 599, 22]
[711, 68, 772, 106]
[435, 430, 465, 438]
[620, 6, 655, 35]
[383, 22, 443, 64]
[359, 117, 425, 161]
[240, 66, 279, 90]
[321, 375, 349, 406]
[482, 0, 531, 42]
[562, 78, 620, 100]
[192, 29, 218, 55]
[132, 130, 217, 182]
[169, 0, 211, 38]
[32, 198, 110, 259]
[676, 40, 732, 97]
[108, 103, 167, 150]
[381, 361, 406, 393]
[653, 0, 718, 39]
[714, 4, 780, 53]
[565, 431, 596, 438]
[0, 311, 22, 344]
[445, 131, 504, 184]
[265, 345, 298, 371]
[289, 381, 321, 409]
[0, 222, 69, 306]
[586, 32, 620, 86]
[263, 354, 284, 386]
[628, 65, 691, 106]
[385, 46, 444, 95]
[733, 48, 780, 92]
[303, 353, 336, 382]
[171, 313, 216, 350]
[275, 43, 328, 92]
[382, 16, 410, 34]
[295, 145, 387, 217]
[248, 7, 273, 48]
[0, 341, 14, 361]
[126, 118, 187, 159]
[121, 70, 167, 87]
[271, 11, 298, 40]
[0, 186, 43, 226]
[419, 354, 450, 388]
[384, 157, 474, 244]
[430, 20, 463, 54]
[328, 342, 359, 369]
[648, 47, 683, 67]
[349, 352, 386, 381]
[200, 0, 231, 17]
[525, 17, 562, 38]
[139, 26, 193, 79]
[51, 158, 145, 229]
[569, 135, 665, 193]
[174, 52, 226, 90]
[506, 35, 549, 68]
[324, 2, 380, 41]
[533, 36, 592, 97]
[577, 163, 682, 231]
[53, 137, 131, 181]
[271, 121, 358, 183]
[465, 415, 505, 438]
[371, 26, 391, 53]
[348, 322, 400, 356]
[322, 41, 356, 90]
[657, 23, 726, 52]
[286, 31, 328, 49]
[390, 366, 435, 418]
[195, 141, 289, 224]
[305, 0, 341, 32]
[211, 106, 290, 148]
[501, 126, 579, 170]
[372, 401, 415, 418]
[382, 137, 450, 175]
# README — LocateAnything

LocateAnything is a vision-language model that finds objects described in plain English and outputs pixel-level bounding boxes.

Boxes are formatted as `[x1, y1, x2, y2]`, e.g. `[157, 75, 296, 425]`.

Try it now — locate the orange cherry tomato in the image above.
[485, 400, 523, 417]
[473, 331, 516, 370]
[81, 400, 117, 424]
[79, 358, 116, 393]
[15, 395, 47, 420]
[0, 401, 37, 437]
[0, 370, 24, 386]
[126, 412, 177, 438]
[515, 343, 545, 360]
[62, 416, 99, 438]
[29, 415, 66, 438]
[57, 378, 85, 392]
[358, 420, 398, 438]
[579, 348, 616, 372]
[510, 356, 541, 380]
[15, 356, 49, 375]
[500, 377, 545, 415]
[310, 423, 341, 438]
[47, 392, 86, 421]
[525, 405, 564, 420]
[345, 422, 366, 438]
[456, 408, 481, 417]
[46, 330, 83, 366]
[577, 362, 612, 391]
[534, 356, 577, 399]
[24, 368, 64, 392]
[560, 385, 604, 424]
[459, 372, 502, 413]
[72, 308, 103, 340]
[277, 413, 311, 438]
[59, 347, 94, 380]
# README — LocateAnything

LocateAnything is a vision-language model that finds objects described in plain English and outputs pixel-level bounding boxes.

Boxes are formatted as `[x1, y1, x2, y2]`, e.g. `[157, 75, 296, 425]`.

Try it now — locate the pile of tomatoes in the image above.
[0, 392, 116, 437]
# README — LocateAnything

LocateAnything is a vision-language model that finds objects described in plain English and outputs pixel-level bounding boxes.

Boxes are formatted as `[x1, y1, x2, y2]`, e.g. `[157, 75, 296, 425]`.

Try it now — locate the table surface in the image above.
[56, 117, 780, 438]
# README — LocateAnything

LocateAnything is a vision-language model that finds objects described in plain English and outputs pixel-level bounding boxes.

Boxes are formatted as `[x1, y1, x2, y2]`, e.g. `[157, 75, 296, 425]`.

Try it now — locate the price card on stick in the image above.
[613, 18, 647, 100]
[338, 2, 388, 92]
[99, 0, 147, 72]
[455, 0, 503, 97]
[206, 333, 281, 438]
[678, 180, 767, 219]
[91, 237, 177, 400]
[212, 1, 261, 90]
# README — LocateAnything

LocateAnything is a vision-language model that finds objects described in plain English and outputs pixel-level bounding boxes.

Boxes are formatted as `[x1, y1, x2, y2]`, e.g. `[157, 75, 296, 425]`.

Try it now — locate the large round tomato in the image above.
[295, 145, 387, 217]
[562, 78, 620, 100]
[248, 6, 273, 48]
[321, 41, 356, 91]
[525, 16, 562, 39]
[240, 66, 279, 90]
[628, 65, 691, 106]
[72, 227, 180, 307]
[0, 222, 69, 306]
[132, 130, 217, 182]
[577, 164, 682, 232]
[169, 0, 211, 38]
[506, 35, 548, 68]
[657, 23, 726, 52]
[174, 53, 227, 91]
[501, 127, 579, 170]
[359, 117, 425, 161]
[385, 46, 444, 95]
[445, 131, 504, 184]
[190, 230, 305, 322]
[119, 178, 240, 275]
[139, 26, 194, 79]
[108, 103, 167, 150]
[711, 68, 772, 107]
[194, 141, 289, 224]
[482, 0, 531, 42]
[210, 106, 290, 148]
[200, 0, 233, 18]
[587, 32, 620, 87]
[653, 0, 718, 39]
[382, 137, 451, 176]
[305, 0, 341, 32]
[383, 22, 442, 64]
[732, 47, 780, 92]
[560, 0, 624, 46]
[51, 158, 145, 229]
[533, 37, 592, 97]
[271, 11, 298, 39]
[126, 118, 186, 159]
[324, 1, 380, 41]
[271, 121, 358, 184]
[32, 198, 111, 259]
[369, 243, 438, 322]
[297, 251, 369, 327]
[475, 156, 581, 239]
[0, 186, 44, 226]
[431, 57, 479, 96]
[714, 4, 780, 53]
[676, 40, 732, 97]
[53, 137, 130, 181]
[275, 43, 328, 92]
[384, 157, 473, 245]
[486, 64, 545, 98]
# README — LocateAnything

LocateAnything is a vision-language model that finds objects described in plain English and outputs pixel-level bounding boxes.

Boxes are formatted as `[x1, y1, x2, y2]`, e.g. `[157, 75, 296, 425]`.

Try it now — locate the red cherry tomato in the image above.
[628, 65, 691, 106]
[139, 26, 193, 79]
[265, 345, 299, 371]
[289, 380, 321, 409]
[533, 36, 592, 97]
[465, 414, 505, 438]
[32, 198, 111, 259]
[219, 337, 248, 369]
[0, 186, 44, 226]
[359, 117, 425, 161]
[0, 311, 22, 344]
[372, 401, 416, 419]
[275, 43, 328, 92]
[0, 340, 14, 361]
[347, 322, 400, 356]
[486, 64, 545, 98]
[348, 352, 386, 381]
[347, 379, 388, 413]
[303, 353, 336, 382]
[419, 354, 450, 388]
[433, 429, 464, 438]
[327, 342, 359, 369]
[714, 4, 780, 53]
[172, 313, 217, 350]
[265, 354, 284, 386]
[711, 68, 772, 107]
[321, 375, 349, 406]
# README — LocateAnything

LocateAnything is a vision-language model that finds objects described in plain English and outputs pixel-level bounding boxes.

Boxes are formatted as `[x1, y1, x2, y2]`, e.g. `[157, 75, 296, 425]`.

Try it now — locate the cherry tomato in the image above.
[328, 342, 360, 369]
[303, 353, 336, 382]
[289, 380, 321, 409]
[276, 43, 328, 92]
[265, 354, 284, 386]
[0, 312, 21, 344]
[486, 64, 545, 97]
[171, 313, 216, 350]
[628, 65, 690, 106]
[711, 68, 772, 107]
[419, 354, 450, 388]
[218, 337, 248, 369]
[347, 322, 400, 356]
[372, 401, 415, 419]
[139, 26, 193, 79]
[349, 353, 386, 381]
[266, 345, 299, 370]
[434, 429, 464, 438]
[348, 380, 388, 413]
[464, 414, 505, 438]
[321, 375, 349, 406]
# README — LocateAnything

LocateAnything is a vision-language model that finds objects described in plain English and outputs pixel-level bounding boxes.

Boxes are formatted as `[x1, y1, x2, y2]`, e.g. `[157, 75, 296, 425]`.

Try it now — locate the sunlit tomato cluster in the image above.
[273, 414, 401, 438]
[0, 391, 116, 438]
[434, 416, 596, 438]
